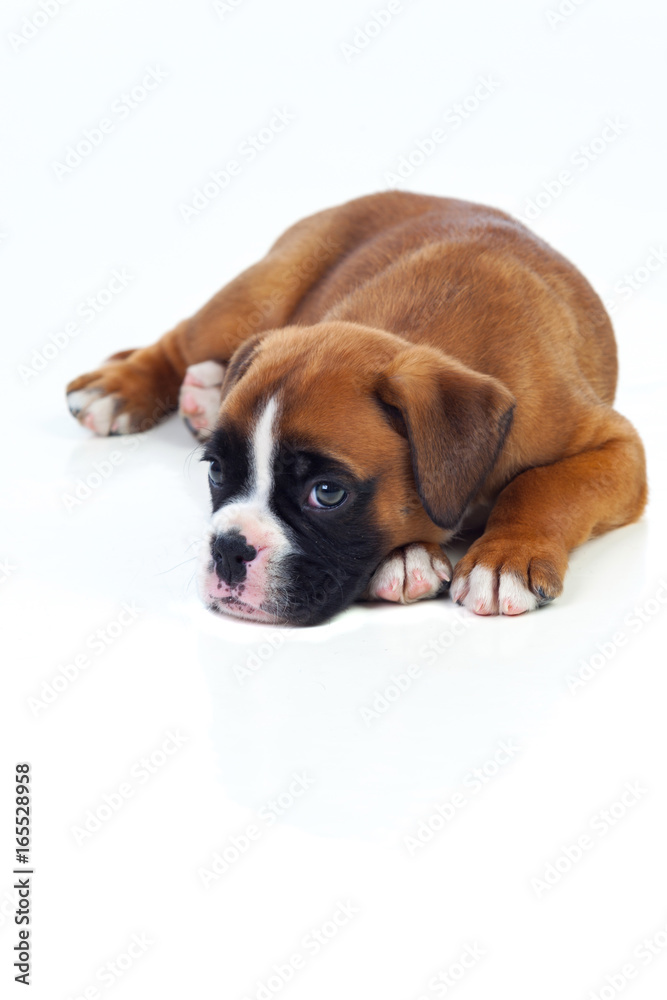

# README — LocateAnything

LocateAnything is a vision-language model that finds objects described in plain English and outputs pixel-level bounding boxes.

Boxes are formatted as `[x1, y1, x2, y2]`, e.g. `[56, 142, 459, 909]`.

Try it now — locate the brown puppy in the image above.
[66, 192, 647, 625]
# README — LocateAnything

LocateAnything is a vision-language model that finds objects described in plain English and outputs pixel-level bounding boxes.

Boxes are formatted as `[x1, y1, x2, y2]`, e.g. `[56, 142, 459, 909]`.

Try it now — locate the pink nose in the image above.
[211, 531, 257, 586]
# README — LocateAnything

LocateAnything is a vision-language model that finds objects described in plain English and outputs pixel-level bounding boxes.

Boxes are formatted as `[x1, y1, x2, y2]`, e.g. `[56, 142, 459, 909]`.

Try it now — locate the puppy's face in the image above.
[197, 323, 514, 626]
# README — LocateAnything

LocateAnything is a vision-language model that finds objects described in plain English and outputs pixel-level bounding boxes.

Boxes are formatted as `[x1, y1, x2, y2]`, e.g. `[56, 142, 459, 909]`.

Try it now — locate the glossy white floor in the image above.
[2, 1, 667, 997]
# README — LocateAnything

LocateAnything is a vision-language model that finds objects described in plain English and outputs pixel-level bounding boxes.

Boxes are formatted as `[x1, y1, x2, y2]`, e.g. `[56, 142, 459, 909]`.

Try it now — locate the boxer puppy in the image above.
[66, 191, 647, 626]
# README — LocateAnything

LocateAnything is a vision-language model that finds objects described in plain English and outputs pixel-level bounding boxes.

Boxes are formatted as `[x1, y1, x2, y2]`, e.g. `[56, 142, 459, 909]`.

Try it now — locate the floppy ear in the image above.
[219, 333, 265, 401]
[376, 346, 515, 529]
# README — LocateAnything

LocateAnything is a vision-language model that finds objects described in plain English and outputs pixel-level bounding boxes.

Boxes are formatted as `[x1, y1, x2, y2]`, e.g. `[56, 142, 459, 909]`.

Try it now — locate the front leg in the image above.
[450, 534, 564, 616]
[364, 543, 452, 604]
[451, 412, 647, 615]
[66, 204, 351, 436]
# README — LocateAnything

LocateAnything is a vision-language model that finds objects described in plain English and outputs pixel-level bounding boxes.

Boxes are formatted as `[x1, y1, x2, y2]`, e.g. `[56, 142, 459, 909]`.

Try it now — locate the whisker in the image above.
[155, 555, 198, 576]
[183, 443, 205, 478]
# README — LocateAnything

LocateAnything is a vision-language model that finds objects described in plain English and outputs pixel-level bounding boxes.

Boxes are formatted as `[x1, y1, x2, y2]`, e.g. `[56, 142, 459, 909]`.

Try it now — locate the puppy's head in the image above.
[197, 323, 514, 626]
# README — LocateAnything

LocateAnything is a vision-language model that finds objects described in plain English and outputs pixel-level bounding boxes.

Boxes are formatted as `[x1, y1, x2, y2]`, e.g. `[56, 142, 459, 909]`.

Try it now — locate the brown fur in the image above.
[67, 191, 647, 607]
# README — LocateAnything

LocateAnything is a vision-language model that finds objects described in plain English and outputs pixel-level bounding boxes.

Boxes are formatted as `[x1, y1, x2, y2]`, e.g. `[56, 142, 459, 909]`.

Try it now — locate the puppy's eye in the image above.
[208, 460, 224, 486]
[308, 482, 347, 509]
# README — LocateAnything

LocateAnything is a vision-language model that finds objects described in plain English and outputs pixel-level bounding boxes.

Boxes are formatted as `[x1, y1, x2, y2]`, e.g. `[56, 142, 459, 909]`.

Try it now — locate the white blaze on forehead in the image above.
[250, 395, 279, 502]
[206, 393, 292, 559]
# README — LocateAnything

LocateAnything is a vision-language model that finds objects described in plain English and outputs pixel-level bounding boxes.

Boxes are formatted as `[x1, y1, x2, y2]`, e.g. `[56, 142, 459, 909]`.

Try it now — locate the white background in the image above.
[2, 0, 667, 997]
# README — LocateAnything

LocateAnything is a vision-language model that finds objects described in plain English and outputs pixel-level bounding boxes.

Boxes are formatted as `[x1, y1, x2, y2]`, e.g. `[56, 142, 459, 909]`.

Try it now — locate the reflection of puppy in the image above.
[66, 192, 647, 625]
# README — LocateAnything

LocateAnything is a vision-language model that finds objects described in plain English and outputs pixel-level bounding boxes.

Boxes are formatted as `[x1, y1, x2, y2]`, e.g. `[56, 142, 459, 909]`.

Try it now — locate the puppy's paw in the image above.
[178, 361, 225, 441]
[66, 350, 177, 435]
[450, 536, 564, 616]
[365, 543, 452, 604]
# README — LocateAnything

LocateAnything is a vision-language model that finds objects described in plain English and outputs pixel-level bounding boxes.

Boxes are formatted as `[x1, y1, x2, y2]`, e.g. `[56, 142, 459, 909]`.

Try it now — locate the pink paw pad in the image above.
[178, 361, 226, 441]
[179, 392, 200, 416]
[376, 579, 401, 601]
